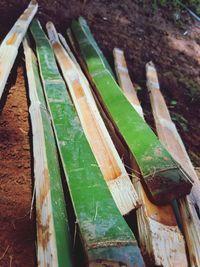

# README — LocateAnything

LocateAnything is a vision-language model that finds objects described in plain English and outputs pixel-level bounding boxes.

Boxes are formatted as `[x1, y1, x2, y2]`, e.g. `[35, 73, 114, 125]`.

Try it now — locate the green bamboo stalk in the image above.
[23, 37, 72, 267]
[71, 17, 193, 205]
[30, 19, 145, 267]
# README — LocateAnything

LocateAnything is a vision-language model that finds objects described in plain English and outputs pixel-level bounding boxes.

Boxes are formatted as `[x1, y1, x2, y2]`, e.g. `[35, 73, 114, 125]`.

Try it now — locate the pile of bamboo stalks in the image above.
[0, 1, 200, 266]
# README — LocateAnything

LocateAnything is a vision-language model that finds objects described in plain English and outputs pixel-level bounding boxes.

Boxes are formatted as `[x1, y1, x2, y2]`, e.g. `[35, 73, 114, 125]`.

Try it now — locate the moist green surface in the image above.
[30, 19, 144, 265]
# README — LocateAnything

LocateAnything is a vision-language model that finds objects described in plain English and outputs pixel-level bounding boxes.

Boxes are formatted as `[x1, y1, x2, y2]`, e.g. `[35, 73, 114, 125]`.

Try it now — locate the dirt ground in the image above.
[0, 0, 200, 266]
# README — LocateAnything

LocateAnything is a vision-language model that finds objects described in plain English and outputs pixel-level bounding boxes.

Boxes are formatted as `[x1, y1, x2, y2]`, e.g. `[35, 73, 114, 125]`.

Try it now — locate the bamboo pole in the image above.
[55, 30, 140, 216]
[0, 1, 38, 103]
[30, 19, 145, 267]
[71, 18, 193, 205]
[113, 48, 188, 267]
[146, 61, 200, 267]
[23, 37, 72, 267]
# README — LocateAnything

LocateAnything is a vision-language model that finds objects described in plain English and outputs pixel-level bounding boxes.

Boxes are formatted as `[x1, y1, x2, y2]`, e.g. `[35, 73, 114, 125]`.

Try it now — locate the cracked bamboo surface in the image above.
[0, 1, 38, 102]
[114, 48, 188, 267]
[146, 61, 200, 267]
[24, 37, 72, 267]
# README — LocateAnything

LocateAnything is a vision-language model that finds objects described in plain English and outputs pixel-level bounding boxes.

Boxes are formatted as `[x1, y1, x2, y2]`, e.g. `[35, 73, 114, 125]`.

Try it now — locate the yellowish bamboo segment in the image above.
[195, 167, 200, 180]
[146, 61, 200, 267]
[46, 22, 140, 215]
[58, 33, 91, 87]
[114, 51, 188, 267]
[113, 48, 144, 118]
[0, 1, 38, 101]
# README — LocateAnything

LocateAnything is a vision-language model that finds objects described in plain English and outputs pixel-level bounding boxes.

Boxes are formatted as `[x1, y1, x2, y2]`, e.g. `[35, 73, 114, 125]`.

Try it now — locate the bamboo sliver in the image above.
[30, 19, 145, 267]
[23, 37, 72, 267]
[114, 49, 188, 267]
[146, 61, 200, 267]
[0, 1, 38, 103]
[113, 48, 144, 118]
[71, 18, 193, 205]
[47, 22, 139, 216]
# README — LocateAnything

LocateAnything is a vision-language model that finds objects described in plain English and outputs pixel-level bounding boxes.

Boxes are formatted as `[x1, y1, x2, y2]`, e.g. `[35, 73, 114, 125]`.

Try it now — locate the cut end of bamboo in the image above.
[107, 174, 140, 215]
[31, 0, 38, 5]
[146, 61, 160, 92]
[138, 216, 188, 266]
[46, 21, 59, 44]
[145, 167, 193, 205]
[88, 243, 145, 267]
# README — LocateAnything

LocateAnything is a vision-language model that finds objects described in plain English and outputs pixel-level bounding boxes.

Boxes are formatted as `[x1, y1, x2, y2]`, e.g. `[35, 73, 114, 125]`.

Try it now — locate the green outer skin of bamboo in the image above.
[78, 16, 115, 77]
[25, 37, 72, 267]
[71, 18, 193, 205]
[30, 19, 145, 266]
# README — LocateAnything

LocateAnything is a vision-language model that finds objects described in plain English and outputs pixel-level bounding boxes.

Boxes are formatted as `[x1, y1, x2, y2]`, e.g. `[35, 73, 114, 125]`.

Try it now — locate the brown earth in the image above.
[0, 66, 36, 267]
[0, 0, 200, 266]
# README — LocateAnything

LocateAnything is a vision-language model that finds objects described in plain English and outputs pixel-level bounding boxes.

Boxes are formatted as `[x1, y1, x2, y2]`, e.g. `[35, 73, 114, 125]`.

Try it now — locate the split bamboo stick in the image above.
[113, 48, 144, 118]
[30, 19, 145, 267]
[146, 61, 200, 267]
[71, 17, 193, 205]
[0, 1, 38, 102]
[23, 37, 72, 267]
[114, 48, 188, 267]
[53, 29, 140, 216]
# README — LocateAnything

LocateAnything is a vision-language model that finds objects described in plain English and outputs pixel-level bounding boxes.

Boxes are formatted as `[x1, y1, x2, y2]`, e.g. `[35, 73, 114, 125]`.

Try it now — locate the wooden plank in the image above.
[114, 48, 188, 267]
[55, 30, 140, 216]
[71, 18, 193, 205]
[0, 0, 38, 103]
[146, 61, 200, 267]
[23, 37, 72, 267]
[30, 19, 145, 267]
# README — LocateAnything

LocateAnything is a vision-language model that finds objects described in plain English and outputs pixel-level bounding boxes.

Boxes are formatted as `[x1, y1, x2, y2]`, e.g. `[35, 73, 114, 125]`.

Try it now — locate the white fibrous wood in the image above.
[0, 1, 38, 101]
[23, 38, 58, 267]
[114, 50, 188, 267]
[113, 48, 144, 118]
[146, 61, 200, 267]
[46, 22, 140, 215]
[136, 181, 188, 267]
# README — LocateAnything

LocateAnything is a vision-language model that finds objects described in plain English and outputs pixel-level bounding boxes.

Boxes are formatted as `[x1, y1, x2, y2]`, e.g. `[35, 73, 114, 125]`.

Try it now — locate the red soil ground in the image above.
[0, 1, 199, 266]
